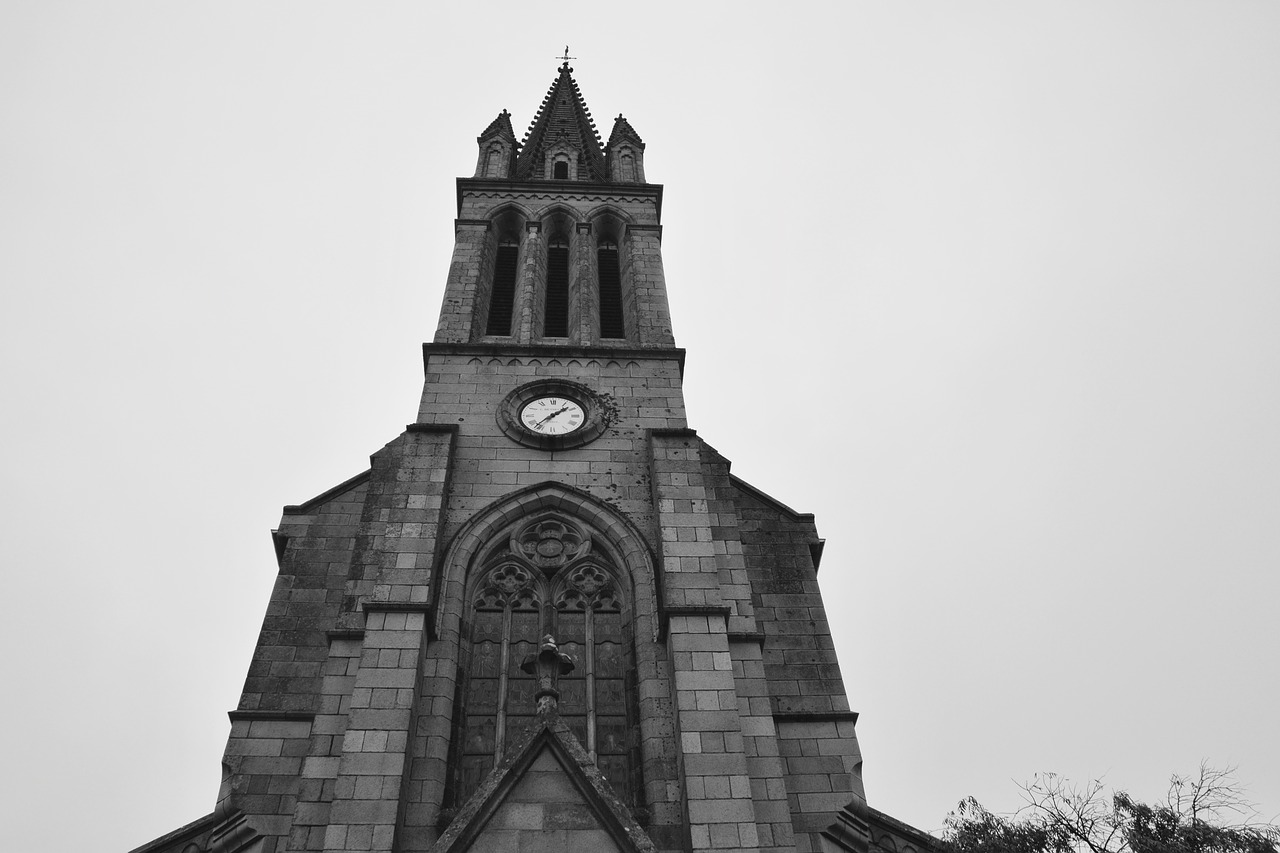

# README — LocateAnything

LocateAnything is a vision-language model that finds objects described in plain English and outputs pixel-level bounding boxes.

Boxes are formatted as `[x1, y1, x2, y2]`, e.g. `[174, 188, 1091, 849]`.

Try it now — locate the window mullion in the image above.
[585, 605, 597, 759]
[494, 603, 512, 757]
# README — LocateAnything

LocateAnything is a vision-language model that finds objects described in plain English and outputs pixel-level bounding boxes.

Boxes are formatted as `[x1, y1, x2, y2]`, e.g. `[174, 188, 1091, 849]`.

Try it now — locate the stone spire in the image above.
[514, 62, 607, 182]
[606, 113, 643, 149]
[478, 108, 517, 144]
[473, 108, 518, 179]
[605, 113, 647, 183]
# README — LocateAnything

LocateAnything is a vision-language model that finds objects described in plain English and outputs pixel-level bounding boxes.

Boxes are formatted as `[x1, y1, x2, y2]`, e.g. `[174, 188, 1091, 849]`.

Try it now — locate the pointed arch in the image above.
[585, 207, 634, 342]
[478, 200, 536, 223]
[583, 204, 636, 231]
[529, 202, 585, 229]
[435, 483, 659, 809]
[479, 204, 531, 338]
[433, 482, 658, 636]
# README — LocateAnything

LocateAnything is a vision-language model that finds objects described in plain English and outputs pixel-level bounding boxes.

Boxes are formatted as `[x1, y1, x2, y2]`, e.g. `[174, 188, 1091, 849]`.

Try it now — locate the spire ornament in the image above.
[556, 45, 577, 68]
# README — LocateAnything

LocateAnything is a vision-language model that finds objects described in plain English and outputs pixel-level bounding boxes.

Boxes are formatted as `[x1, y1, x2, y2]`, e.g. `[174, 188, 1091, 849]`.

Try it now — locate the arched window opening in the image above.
[597, 240, 625, 340]
[555, 564, 630, 798]
[544, 238, 570, 337]
[458, 563, 540, 796]
[619, 153, 635, 183]
[485, 239, 519, 336]
[453, 516, 640, 808]
[485, 148, 501, 178]
[553, 160, 569, 179]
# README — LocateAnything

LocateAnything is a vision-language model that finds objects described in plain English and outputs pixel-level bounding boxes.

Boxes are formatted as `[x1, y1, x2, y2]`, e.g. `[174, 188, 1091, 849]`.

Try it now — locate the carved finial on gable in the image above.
[520, 634, 576, 715]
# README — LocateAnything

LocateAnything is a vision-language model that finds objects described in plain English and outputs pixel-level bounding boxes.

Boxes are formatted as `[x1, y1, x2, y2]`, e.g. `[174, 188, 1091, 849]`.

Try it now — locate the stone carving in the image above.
[475, 563, 538, 609]
[556, 563, 620, 612]
[512, 517, 591, 571]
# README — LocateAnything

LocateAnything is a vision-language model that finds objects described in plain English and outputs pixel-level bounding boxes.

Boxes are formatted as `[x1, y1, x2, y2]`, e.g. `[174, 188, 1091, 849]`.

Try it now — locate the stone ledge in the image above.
[362, 601, 433, 614]
[659, 604, 732, 639]
[407, 422, 461, 435]
[227, 709, 316, 723]
[648, 427, 699, 440]
[772, 710, 860, 725]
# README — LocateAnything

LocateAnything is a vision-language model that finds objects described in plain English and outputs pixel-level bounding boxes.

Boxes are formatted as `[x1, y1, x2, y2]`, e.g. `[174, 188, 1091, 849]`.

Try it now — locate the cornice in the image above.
[456, 177, 664, 219]
[422, 343, 686, 377]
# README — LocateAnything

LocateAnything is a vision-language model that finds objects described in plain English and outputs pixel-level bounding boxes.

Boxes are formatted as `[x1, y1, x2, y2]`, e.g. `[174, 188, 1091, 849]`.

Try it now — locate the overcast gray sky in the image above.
[2, 3, 1278, 851]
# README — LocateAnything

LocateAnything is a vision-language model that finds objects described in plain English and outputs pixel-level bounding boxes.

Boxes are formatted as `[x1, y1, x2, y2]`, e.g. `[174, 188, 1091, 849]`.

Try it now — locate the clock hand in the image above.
[534, 406, 570, 427]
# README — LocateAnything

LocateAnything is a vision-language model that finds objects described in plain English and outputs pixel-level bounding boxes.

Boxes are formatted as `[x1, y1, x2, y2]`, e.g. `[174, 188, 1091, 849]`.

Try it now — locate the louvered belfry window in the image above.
[485, 241, 519, 336]
[598, 241, 625, 340]
[544, 239, 570, 337]
[454, 516, 637, 808]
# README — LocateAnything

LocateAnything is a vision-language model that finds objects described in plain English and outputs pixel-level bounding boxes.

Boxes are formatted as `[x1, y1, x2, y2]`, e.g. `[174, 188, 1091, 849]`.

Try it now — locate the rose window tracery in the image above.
[512, 517, 590, 572]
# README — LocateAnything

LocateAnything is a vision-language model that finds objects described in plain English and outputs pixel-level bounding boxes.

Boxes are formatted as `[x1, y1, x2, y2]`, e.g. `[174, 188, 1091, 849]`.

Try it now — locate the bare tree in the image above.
[944, 765, 1279, 853]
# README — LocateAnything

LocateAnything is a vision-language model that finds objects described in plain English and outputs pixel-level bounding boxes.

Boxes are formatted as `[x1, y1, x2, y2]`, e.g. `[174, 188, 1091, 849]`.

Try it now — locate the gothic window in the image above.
[453, 516, 638, 808]
[620, 152, 635, 183]
[544, 238, 570, 337]
[553, 160, 569, 179]
[597, 240, 625, 340]
[485, 239, 519, 336]
[484, 148, 501, 178]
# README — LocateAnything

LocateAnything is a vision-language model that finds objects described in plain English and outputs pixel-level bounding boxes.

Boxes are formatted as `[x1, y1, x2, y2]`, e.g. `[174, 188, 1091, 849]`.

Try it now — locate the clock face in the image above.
[519, 396, 586, 436]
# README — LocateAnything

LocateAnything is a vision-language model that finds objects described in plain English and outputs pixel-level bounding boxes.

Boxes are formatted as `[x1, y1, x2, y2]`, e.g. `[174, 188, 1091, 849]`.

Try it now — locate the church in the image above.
[133, 61, 938, 853]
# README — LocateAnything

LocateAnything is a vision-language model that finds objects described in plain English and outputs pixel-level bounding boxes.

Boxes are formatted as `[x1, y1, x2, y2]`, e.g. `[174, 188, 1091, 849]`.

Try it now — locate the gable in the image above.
[467, 745, 624, 853]
[431, 717, 656, 853]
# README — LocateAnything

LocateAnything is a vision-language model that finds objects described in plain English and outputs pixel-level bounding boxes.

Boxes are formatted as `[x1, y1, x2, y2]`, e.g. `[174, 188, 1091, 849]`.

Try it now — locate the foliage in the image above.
[944, 765, 1279, 853]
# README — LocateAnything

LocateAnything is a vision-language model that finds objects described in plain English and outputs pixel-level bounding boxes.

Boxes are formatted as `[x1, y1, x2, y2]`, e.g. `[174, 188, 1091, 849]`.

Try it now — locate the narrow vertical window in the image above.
[485, 148, 500, 177]
[544, 238, 570, 337]
[598, 241, 625, 340]
[458, 564, 540, 803]
[553, 160, 569, 179]
[620, 153, 635, 183]
[485, 240, 519, 336]
[556, 565, 632, 803]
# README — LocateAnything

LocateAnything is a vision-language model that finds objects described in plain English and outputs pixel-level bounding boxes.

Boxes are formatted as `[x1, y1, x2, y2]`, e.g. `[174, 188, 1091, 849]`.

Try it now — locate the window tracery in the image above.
[453, 514, 638, 806]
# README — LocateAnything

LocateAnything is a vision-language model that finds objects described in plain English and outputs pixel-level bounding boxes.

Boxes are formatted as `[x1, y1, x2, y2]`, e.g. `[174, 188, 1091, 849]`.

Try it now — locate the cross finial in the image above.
[557, 45, 577, 68]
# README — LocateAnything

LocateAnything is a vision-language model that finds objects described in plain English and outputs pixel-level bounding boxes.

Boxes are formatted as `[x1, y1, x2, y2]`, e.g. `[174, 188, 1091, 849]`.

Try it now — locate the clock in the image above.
[520, 396, 586, 436]
[497, 380, 609, 450]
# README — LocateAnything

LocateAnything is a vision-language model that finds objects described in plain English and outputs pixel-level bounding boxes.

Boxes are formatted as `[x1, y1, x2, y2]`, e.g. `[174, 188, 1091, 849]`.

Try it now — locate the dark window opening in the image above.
[545, 240, 569, 337]
[598, 242, 625, 340]
[485, 241, 519, 336]
[553, 160, 569, 179]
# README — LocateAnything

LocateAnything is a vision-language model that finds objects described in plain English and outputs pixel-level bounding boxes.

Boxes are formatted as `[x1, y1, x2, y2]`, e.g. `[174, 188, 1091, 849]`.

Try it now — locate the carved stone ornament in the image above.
[475, 563, 537, 608]
[556, 563, 620, 612]
[567, 563, 608, 596]
[512, 517, 591, 572]
[519, 634, 577, 714]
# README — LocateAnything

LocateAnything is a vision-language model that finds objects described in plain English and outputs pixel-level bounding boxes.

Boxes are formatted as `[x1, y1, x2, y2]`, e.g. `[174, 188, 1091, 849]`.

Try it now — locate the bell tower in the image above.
[131, 62, 938, 853]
